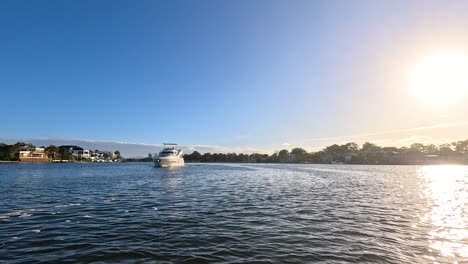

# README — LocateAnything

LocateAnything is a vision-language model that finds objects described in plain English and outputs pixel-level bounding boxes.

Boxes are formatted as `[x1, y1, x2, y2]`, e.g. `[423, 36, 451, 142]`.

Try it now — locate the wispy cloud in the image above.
[305, 121, 468, 143]
[405, 121, 468, 131]
[282, 142, 291, 146]
[371, 136, 455, 147]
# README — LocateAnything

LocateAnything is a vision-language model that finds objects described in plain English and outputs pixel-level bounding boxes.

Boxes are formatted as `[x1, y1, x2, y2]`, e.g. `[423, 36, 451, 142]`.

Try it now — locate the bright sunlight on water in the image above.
[418, 165, 468, 261]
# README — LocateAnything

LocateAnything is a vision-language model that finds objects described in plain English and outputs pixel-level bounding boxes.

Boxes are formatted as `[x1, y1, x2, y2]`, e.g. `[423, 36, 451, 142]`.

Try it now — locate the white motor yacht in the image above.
[153, 143, 184, 168]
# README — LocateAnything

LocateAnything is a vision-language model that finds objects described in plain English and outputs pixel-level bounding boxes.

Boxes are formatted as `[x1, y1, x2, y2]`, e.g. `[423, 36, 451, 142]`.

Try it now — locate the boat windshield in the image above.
[159, 149, 179, 157]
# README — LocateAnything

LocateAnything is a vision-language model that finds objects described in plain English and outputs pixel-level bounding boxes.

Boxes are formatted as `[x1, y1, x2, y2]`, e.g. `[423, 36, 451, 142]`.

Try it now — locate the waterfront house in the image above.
[59, 145, 81, 154]
[91, 150, 115, 162]
[82, 149, 91, 158]
[19, 147, 48, 162]
[71, 147, 84, 157]
[58, 145, 90, 159]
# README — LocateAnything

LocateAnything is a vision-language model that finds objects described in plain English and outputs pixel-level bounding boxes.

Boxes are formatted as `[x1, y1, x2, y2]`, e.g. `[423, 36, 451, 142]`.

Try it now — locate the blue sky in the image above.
[2, 0, 468, 154]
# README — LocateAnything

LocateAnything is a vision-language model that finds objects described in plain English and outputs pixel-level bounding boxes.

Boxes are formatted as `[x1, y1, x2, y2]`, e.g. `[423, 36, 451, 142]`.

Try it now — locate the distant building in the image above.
[59, 145, 81, 154]
[95, 150, 113, 157]
[82, 149, 91, 158]
[91, 150, 115, 162]
[71, 147, 84, 157]
[58, 145, 91, 159]
[19, 147, 48, 162]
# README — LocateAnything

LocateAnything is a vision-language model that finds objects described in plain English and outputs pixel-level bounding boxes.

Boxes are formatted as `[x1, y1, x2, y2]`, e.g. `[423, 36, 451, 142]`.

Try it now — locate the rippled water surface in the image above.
[0, 163, 466, 263]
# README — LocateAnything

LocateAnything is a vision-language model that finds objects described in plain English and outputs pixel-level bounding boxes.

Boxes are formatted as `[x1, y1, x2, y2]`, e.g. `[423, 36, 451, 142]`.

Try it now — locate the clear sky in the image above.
[1, 0, 468, 153]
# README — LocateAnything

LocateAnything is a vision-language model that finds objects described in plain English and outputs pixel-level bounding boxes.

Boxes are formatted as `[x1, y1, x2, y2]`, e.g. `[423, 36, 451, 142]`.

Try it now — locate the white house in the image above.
[82, 149, 91, 158]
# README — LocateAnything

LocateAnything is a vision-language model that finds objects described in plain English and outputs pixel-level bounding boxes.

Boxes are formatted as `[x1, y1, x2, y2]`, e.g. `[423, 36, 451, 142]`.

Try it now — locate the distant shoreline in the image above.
[2, 161, 467, 166]
[2, 140, 468, 165]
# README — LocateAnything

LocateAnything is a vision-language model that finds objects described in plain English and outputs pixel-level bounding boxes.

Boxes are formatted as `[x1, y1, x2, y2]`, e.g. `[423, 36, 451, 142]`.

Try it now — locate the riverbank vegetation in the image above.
[122, 157, 153, 162]
[184, 140, 468, 165]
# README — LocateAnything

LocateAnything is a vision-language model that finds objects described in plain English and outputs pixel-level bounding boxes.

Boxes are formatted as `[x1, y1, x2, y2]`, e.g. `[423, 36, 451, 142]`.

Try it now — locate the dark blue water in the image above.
[0, 163, 466, 263]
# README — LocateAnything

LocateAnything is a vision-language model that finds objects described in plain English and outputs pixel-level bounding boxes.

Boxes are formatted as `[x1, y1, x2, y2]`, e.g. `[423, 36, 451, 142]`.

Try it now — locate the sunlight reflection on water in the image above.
[418, 165, 468, 261]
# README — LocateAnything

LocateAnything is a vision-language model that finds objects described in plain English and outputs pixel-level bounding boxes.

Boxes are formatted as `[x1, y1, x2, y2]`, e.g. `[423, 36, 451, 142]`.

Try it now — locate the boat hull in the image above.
[154, 157, 184, 168]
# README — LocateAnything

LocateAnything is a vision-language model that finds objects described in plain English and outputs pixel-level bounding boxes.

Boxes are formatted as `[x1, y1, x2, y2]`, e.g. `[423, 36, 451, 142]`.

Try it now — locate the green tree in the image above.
[362, 142, 380, 152]
[269, 152, 279, 163]
[278, 149, 289, 158]
[291, 148, 307, 156]
[410, 143, 425, 152]
[0, 143, 18, 161]
[452, 140, 468, 152]
[201, 153, 213, 162]
[439, 143, 453, 152]
[291, 148, 307, 162]
[323, 144, 347, 162]
[191, 151, 202, 161]
[45, 145, 59, 161]
[59, 147, 70, 162]
[361, 142, 383, 164]
[424, 144, 438, 153]
[345, 142, 360, 152]
[238, 153, 248, 162]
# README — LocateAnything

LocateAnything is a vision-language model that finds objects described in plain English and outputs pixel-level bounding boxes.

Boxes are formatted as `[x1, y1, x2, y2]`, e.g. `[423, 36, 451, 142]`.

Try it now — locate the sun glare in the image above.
[418, 165, 468, 259]
[409, 52, 468, 106]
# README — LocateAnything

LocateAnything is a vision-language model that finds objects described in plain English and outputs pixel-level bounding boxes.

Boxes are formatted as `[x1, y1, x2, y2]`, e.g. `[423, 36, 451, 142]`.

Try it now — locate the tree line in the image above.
[2, 140, 468, 164]
[183, 140, 468, 165]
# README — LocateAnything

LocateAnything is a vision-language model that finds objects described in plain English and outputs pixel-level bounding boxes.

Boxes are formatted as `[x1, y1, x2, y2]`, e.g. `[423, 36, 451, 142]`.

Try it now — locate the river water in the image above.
[0, 163, 466, 263]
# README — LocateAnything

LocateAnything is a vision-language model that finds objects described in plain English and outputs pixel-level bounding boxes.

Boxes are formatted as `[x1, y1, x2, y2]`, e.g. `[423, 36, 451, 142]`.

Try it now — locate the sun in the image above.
[409, 52, 468, 106]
